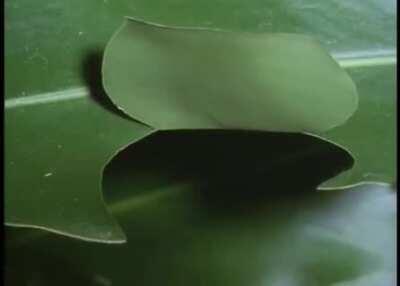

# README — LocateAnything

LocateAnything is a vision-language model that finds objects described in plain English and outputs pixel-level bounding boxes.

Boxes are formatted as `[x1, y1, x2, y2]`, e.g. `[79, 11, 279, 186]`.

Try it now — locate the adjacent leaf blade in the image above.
[5, 95, 153, 243]
[103, 18, 358, 133]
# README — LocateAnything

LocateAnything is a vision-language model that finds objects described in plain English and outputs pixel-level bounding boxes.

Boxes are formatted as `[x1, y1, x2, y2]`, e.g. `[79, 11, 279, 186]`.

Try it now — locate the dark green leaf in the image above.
[6, 134, 395, 285]
[5, 95, 153, 243]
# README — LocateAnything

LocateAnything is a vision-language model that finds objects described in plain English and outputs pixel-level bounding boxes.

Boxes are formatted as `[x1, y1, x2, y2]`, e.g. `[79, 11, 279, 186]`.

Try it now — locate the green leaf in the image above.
[5, 95, 153, 243]
[5, 0, 395, 101]
[5, 0, 395, 246]
[103, 18, 396, 189]
[103, 18, 358, 133]
[6, 133, 395, 285]
[318, 64, 396, 189]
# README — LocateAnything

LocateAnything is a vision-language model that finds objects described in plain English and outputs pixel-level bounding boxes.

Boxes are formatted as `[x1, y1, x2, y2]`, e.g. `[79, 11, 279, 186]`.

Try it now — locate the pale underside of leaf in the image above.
[103, 17, 358, 133]
[103, 18, 395, 190]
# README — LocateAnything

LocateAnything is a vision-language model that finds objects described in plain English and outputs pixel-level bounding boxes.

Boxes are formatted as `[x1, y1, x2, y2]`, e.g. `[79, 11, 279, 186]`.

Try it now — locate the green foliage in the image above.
[5, 0, 395, 285]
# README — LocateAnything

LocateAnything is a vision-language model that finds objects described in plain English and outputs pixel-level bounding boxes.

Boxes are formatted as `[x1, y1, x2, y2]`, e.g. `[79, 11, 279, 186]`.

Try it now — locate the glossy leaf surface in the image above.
[5, 0, 395, 100]
[6, 136, 395, 285]
[5, 96, 153, 242]
[103, 18, 357, 133]
[319, 65, 396, 189]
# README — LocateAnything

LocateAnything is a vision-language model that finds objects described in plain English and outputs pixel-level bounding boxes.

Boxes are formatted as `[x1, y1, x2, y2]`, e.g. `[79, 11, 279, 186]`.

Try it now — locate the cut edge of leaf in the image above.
[5, 128, 156, 244]
[303, 132, 361, 191]
[4, 221, 126, 244]
[318, 180, 393, 191]
[99, 128, 157, 243]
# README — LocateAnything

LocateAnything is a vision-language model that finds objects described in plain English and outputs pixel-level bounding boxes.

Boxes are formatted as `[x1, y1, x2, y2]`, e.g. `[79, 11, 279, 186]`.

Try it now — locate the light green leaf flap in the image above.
[103, 18, 358, 133]
[103, 18, 396, 189]
[5, 95, 153, 243]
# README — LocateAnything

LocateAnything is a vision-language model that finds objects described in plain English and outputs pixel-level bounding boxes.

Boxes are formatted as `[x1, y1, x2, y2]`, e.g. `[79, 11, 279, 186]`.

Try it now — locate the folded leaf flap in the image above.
[103, 18, 358, 133]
